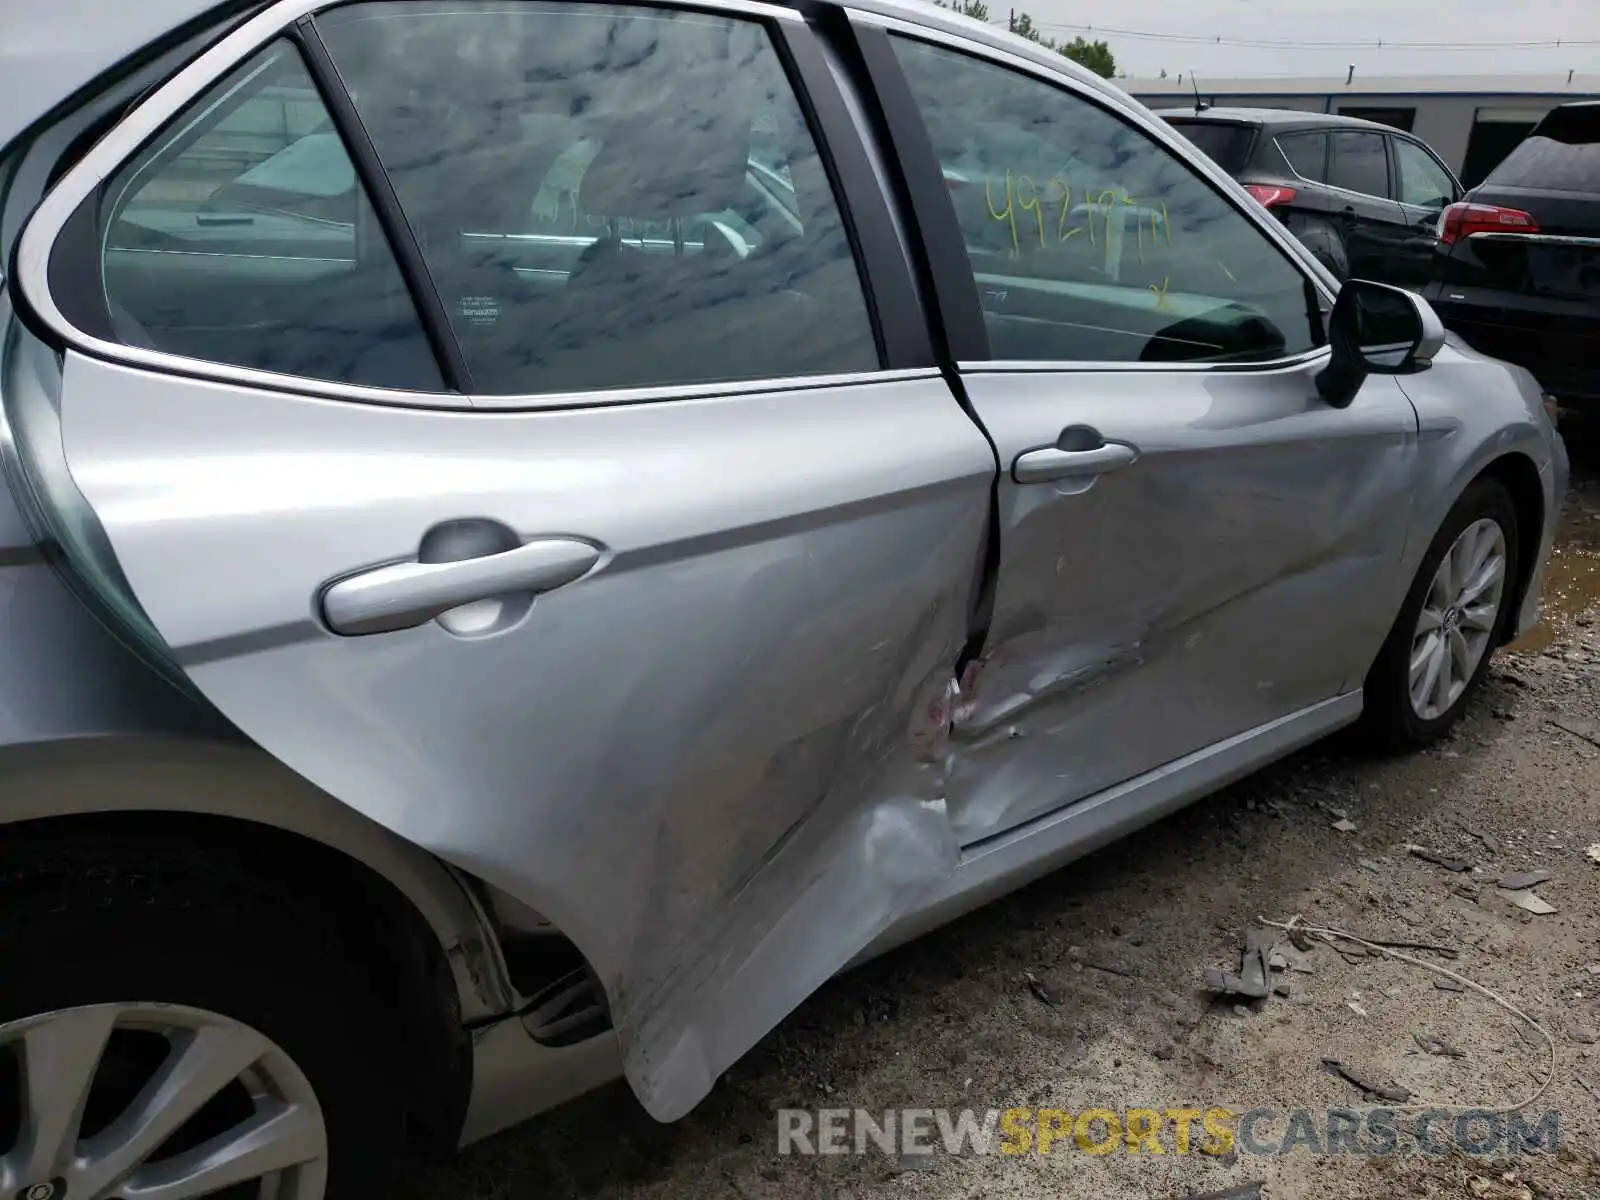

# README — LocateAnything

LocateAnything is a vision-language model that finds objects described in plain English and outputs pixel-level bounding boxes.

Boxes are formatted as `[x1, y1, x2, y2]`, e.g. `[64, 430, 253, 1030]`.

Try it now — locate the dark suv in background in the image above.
[1424, 102, 1600, 416]
[1159, 107, 1462, 288]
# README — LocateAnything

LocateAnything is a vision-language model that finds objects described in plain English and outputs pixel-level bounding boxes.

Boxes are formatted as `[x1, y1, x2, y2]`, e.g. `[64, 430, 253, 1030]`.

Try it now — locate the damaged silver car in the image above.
[0, 0, 1567, 1194]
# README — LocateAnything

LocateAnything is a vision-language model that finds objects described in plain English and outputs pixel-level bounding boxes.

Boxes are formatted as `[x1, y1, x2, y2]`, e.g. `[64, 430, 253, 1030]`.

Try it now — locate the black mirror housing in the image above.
[1316, 279, 1447, 408]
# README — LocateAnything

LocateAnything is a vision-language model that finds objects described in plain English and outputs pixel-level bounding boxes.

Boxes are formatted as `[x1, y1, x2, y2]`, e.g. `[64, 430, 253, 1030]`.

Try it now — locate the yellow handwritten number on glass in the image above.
[1017, 175, 1047, 249]
[986, 170, 1020, 257]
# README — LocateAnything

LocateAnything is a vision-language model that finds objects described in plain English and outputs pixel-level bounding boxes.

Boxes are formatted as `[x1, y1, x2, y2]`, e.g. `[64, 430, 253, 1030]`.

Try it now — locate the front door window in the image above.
[886, 36, 1322, 365]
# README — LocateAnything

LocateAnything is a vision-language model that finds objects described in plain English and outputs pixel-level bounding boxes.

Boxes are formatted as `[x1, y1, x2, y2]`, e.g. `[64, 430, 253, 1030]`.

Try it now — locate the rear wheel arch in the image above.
[0, 735, 508, 1150]
[1290, 218, 1349, 277]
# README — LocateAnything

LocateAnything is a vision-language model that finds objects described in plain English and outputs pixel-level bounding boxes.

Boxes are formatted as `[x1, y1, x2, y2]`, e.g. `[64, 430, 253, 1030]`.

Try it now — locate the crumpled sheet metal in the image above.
[614, 641, 963, 1120]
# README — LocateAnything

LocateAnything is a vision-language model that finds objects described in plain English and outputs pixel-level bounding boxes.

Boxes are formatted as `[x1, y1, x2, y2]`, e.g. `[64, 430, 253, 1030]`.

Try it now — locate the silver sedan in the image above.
[0, 0, 1566, 1196]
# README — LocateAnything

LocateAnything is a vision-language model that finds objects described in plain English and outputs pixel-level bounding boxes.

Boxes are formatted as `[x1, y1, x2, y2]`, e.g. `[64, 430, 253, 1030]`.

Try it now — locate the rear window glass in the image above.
[1275, 132, 1328, 182]
[1163, 120, 1256, 174]
[1488, 105, 1600, 193]
[1328, 131, 1389, 198]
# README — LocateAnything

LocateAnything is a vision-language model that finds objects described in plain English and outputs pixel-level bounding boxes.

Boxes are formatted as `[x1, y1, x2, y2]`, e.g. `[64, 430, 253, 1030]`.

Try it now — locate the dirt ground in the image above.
[415, 436, 1600, 1200]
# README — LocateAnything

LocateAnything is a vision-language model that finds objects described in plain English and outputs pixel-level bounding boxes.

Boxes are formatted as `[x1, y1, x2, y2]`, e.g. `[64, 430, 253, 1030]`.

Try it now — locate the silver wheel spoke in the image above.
[2, 1007, 119, 1185]
[1408, 517, 1507, 721]
[1459, 553, 1505, 606]
[120, 1100, 327, 1200]
[1410, 629, 1441, 676]
[1461, 522, 1492, 585]
[1429, 638, 1453, 711]
[75, 1023, 270, 1196]
[1412, 634, 1445, 712]
[1448, 627, 1473, 690]
[1441, 540, 1461, 599]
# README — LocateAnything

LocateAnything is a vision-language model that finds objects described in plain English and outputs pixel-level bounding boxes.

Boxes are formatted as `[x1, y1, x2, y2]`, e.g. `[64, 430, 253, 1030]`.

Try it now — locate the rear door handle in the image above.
[1013, 442, 1138, 484]
[322, 537, 600, 636]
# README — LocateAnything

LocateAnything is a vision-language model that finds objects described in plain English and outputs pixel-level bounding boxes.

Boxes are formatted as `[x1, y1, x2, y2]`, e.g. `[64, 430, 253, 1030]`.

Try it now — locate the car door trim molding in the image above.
[772, 18, 936, 370]
[290, 15, 476, 393]
[14, 0, 926, 414]
[1470, 232, 1600, 248]
[841, 17, 992, 363]
[957, 345, 1333, 375]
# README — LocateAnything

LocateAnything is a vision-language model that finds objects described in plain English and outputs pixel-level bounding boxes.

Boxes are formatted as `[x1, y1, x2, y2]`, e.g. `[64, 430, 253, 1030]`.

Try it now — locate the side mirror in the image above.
[1315, 279, 1446, 408]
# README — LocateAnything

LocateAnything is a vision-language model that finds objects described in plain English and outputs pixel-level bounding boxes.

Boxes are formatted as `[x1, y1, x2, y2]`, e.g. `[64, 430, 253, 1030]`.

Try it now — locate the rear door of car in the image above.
[1265, 129, 1352, 269]
[1325, 128, 1410, 281]
[7, 0, 997, 1122]
[844, 17, 1417, 844]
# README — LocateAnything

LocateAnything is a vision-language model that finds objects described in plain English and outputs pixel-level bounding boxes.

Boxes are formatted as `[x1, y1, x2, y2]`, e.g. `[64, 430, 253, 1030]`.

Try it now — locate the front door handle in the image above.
[1013, 441, 1138, 484]
[322, 537, 600, 636]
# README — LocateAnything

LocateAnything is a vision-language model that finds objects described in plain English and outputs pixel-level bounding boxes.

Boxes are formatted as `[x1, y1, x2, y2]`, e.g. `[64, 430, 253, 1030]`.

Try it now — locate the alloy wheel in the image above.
[0, 1003, 327, 1200]
[1409, 516, 1507, 721]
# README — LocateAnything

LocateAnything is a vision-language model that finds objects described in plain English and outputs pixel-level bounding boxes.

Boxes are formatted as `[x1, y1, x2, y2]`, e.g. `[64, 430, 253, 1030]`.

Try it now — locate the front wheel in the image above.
[1363, 478, 1520, 749]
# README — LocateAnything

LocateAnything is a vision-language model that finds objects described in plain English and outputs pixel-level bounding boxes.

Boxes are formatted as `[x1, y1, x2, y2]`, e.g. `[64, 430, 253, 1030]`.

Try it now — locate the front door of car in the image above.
[10, 2, 998, 1121]
[855, 25, 1418, 843]
[1327, 129, 1410, 283]
[1391, 135, 1463, 289]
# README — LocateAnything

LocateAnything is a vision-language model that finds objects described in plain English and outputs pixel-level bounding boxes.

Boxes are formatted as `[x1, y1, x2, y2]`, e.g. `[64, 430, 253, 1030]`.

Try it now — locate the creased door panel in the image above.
[946, 363, 1415, 843]
[49, 352, 993, 1119]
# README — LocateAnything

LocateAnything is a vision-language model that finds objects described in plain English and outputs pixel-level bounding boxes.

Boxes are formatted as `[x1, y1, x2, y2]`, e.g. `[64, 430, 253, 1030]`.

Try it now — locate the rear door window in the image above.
[1275, 131, 1328, 182]
[91, 42, 441, 390]
[1328, 131, 1390, 198]
[316, 1, 879, 396]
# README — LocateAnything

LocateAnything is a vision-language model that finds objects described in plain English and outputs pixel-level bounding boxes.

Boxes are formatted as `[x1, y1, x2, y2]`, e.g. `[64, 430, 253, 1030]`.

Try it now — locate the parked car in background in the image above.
[1159, 107, 1463, 287]
[0, 1, 1568, 1196]
[1424, 101, 1600, 416]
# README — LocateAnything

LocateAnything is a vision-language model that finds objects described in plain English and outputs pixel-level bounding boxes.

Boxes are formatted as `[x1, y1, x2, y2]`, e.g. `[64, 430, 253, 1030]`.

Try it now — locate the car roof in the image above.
[1154, 106, 1400, 135]
[0, 0, 1130, 156]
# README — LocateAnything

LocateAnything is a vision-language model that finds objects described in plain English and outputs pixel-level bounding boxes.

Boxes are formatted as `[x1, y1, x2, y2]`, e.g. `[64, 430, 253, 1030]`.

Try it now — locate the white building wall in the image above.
[1121, 75, 1600, 176]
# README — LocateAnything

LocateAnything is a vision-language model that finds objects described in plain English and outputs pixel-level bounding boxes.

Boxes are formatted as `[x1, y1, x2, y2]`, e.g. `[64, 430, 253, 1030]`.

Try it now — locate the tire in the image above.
[1292, 220, 1350, 280]
[1311, 249, 1347, 279]
[1362, 478, 1520, 750]
[0, 824, 407, 1200]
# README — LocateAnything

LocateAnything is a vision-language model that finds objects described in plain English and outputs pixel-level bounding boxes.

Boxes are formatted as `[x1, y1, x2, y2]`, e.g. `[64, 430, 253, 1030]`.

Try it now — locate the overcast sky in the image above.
[1014, 0, 1600, 80]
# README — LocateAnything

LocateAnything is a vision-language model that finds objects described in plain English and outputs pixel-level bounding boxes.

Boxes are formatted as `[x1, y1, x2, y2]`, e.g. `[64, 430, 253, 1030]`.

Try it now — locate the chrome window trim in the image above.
[1270, 132, 1328, 188]
[958, 345, 1332, 375]
[13, 0, 869, 414]
[1295, 174, 1389, 206]
[1468, 232, 1600, 248]
[467, 366, 942, 409]
[851, 10, 1338, 369]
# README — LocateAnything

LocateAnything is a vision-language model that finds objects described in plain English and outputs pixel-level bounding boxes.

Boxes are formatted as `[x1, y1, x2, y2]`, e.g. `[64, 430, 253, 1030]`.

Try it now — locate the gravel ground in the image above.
[413, 436, 1600, 1200]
